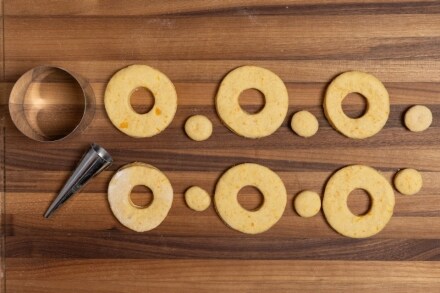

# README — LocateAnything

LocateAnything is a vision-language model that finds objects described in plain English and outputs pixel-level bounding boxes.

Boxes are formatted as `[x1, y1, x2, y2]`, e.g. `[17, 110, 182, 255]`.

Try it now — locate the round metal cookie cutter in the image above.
[9, 66, 95, 142]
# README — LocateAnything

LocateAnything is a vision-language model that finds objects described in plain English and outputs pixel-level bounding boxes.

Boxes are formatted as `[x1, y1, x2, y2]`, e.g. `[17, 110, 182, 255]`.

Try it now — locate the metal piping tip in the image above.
[44, 143, 113, 218]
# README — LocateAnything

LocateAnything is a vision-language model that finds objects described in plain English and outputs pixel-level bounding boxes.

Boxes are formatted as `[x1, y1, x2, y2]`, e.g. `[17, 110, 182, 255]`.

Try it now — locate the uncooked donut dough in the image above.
[294, 190, 321, 218]
[108, 162, 173, 232]
[185, 186, 211, 211]
[291, 111, 319, 137]
[323, 165, 395, 238]
[404, 105, 432, 132]
[394, 168, 423, 195]
[324, 71, 389, 139]
[216, 66, 288, 138]
[104, 64, 177, 138]
[184, 115, 213, 141]
[214, 163, 287, 234]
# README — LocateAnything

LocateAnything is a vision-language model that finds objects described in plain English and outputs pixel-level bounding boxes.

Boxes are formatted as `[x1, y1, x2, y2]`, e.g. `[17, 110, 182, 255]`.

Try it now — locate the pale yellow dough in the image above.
[404, 105, 432, 132]
[184, 115, 213, 141]
[323, 165, 395, 238]
[108, 162, 173, 232]
[104, 64, 177, 138]
[324, 71, 389, 139]
[214, 163, 287, 234]
[291, 111, 319, 138]
[294, 190, 321, 218]
[216, 66, 288, 138]
[394, 168, 423, 195]
[185, 186, 211, 211]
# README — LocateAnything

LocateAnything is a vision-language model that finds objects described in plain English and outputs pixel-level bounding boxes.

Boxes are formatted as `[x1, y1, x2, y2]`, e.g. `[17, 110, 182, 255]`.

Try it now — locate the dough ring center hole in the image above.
[237, 186, 265, 211]
[130, 87, 155, 114]
[347, 188, 372, 216]
[239, 88, 266, 114]
[130, 185, 154, 209]
[342, 92, 368, 119]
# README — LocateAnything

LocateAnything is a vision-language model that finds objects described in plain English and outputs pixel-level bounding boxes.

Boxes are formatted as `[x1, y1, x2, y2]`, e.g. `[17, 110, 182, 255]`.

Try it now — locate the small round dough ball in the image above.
[294, 190, 321, 218]
[185, 186, 211, 211]
[185, 115, 213, 141]
[394, 168, 423, 195]
[404, 105, 432, 132]
[291, 111, 319, 138]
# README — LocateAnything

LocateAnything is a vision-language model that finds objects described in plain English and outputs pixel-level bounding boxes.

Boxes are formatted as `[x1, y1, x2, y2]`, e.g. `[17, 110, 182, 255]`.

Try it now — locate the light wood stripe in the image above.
[3, 82, 440, 106]
[7, 60, 440, 82]
[6, 259, 440, 292]
[6, 0, 440, 16]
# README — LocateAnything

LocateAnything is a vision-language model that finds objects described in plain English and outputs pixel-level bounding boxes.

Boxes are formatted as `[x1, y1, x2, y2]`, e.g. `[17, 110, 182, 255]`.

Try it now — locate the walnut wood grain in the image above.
[2, 0, 440, 292]
[0, 0, 5, 290]
[6, 259, 440, 293]
[7, 16, 440, 60]
[6, 0, 440, 16]
[6, 60, 440, 83]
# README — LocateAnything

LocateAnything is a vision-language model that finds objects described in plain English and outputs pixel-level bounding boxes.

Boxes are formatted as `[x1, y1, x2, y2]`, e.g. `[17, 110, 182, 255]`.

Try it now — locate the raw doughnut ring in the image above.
[323, 165, 395, 238]
[324, 71, 389, 139]
[105, 64, 177, 138]
[108, 162, 173, 232]
[214, 163, 287, 234]
[216, 66, 289, 138]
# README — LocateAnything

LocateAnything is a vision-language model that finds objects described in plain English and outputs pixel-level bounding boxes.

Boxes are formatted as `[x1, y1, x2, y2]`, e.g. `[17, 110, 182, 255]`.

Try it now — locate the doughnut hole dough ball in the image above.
[291, 111, 319, 138]
[394, 168, 423, 195]
[404, 105, 432, 132]
[104, 64, 178, 138]
[324, 71, 390, 139]
[294, 190, 321, 218]
[185, 115, 213, 141]
[216, 66, 289, 139]
[185, 186, 211, 211]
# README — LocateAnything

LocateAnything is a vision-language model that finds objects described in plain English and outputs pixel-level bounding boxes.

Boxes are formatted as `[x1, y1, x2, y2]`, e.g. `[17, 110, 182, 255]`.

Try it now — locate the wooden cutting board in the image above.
[1, 1, 440, 292]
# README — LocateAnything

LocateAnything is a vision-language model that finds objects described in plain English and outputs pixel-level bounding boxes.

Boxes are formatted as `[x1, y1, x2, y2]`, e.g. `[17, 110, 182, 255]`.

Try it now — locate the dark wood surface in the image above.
[1, 1, 440, 292]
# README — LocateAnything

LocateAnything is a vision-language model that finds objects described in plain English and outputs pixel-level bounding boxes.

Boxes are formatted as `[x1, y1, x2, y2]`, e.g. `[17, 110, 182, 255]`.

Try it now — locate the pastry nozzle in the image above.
[44, 143, 113, 218]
